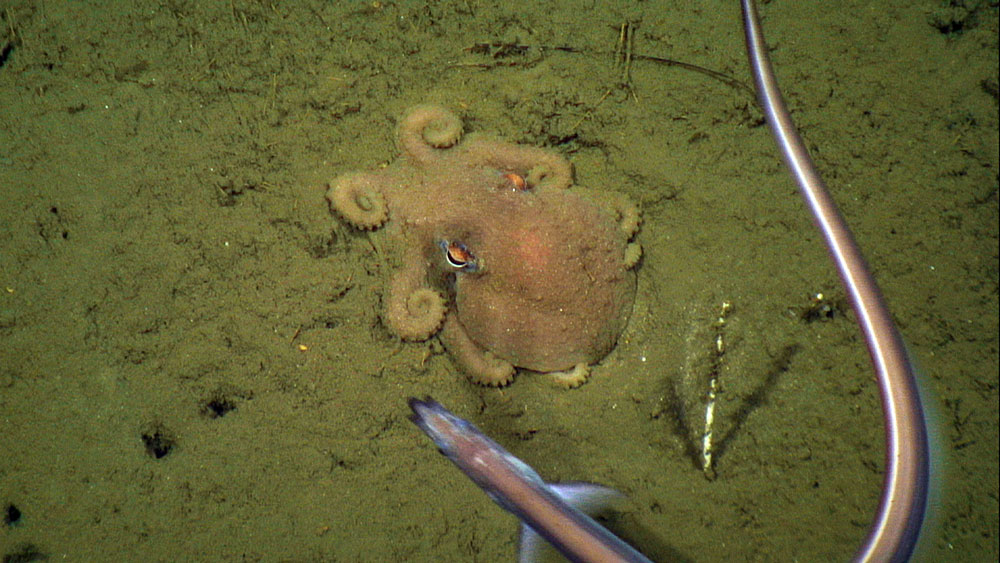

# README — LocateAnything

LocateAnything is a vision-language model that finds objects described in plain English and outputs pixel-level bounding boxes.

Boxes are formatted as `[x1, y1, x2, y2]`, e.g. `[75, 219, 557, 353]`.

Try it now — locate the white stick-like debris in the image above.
[702, 301, 732, 480]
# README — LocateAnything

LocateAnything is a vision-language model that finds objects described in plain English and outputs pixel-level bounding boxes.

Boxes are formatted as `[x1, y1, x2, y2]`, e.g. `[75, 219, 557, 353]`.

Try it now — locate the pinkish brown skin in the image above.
[327, 104, 640, 386]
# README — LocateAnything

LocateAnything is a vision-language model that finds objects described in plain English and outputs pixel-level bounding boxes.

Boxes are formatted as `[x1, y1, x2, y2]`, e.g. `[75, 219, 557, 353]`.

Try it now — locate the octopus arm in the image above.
[577, 188, 642, 239]
[611, 192, 642, 240]
[463, 137, 573, 191]
[440, 315, 516, 386]
[397, 105, 464, 166]
[326, 172, 388, 230]
[623, 242, 642, 270]
[548, 363, 591, 389]
[384, 258, 447, 341]
[573, 187, 643, 268]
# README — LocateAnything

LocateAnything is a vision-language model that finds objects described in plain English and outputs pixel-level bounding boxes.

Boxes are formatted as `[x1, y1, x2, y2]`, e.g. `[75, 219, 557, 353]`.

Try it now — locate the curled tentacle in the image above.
[573, 187, 642, 239]
[608, 191, 642, 239]
[612, 196, 642, 268]
[549, 363, 591, 389]
[524, 156, 574, 190]
[326, 172, 388, 230]
[440, 315, 516, 386]
[623, 242, 643, 270]
[384, 259, 447, 341]
[464, 137, 573, 191]
[398, 105, 463, 166]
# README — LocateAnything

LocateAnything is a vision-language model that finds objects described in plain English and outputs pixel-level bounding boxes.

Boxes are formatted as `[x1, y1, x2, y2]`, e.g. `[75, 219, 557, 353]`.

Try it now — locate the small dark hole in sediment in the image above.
[202, 396, 236, 418]
[2, 542, 47, 563]
[200, 387, 252, 419]
[141, 427, 175, 459]
[4, 503, 22, 526]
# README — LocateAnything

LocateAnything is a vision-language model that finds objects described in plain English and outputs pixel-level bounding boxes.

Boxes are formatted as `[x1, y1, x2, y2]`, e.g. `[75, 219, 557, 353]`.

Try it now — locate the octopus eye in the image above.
[502, 172, 528, 191]
[440, 240, 480, 273]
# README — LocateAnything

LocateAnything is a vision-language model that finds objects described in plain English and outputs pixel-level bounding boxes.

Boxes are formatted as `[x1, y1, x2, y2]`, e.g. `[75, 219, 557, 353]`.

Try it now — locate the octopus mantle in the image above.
[327, 104, 641, 387]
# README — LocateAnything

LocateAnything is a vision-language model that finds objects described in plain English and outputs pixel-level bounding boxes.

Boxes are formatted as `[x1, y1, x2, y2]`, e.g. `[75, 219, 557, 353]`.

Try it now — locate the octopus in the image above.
[327, 104, 641, 387]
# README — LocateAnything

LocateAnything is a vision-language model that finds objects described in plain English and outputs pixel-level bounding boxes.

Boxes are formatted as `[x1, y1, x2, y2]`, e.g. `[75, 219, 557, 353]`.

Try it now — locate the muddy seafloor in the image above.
[1, 1, 996, 561]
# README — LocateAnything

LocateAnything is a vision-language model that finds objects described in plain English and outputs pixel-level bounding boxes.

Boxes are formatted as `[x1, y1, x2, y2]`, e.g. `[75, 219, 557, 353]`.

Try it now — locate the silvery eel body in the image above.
[408, 397, 652, 563]
[741, 1, 930, 560]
